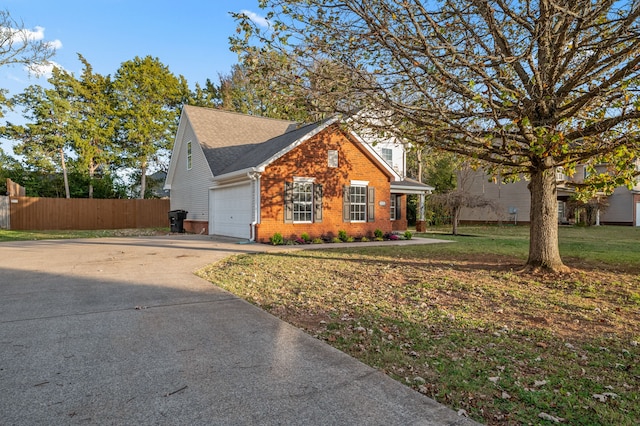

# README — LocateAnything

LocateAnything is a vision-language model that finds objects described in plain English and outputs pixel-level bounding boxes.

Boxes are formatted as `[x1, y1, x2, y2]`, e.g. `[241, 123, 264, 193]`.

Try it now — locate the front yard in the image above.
[198, 225, 640, 425]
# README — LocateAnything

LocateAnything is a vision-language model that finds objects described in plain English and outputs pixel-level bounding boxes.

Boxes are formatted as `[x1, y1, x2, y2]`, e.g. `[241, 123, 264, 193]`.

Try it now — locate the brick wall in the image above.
[391, 194, 408, 231]
[183, 220, 208, 235]
[257, 125, 393, 242]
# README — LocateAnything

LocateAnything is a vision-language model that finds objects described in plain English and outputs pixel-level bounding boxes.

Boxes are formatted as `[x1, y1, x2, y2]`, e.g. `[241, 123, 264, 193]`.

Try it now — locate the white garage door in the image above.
[210, 183, 253, 239]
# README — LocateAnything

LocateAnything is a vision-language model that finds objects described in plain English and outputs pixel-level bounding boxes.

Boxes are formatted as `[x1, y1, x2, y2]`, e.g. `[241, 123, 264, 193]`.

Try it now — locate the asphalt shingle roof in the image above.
[218, 120, 331, 175]
[183, 105, 309, 176]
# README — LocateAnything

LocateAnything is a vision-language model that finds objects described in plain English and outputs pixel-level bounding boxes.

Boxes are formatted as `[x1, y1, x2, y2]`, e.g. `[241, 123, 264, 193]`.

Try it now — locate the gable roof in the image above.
[217, 118, 335, 175]
[183, 105, 300, 176]
[167, 105, 400, 186]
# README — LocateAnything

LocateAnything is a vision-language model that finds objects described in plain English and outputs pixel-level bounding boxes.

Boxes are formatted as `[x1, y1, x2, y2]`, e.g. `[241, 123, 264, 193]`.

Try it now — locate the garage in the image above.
[209, 182, 253, 239]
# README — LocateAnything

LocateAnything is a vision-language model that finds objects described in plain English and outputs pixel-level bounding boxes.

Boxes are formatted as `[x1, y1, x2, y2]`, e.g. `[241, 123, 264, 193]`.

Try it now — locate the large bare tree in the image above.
[232, 0, 640, 271]
[0, 9, 56, 116]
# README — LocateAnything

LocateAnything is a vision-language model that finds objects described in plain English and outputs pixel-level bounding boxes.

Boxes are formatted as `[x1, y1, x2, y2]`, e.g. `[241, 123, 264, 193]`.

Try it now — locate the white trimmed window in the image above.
[186, 141, 192, 170]
[284, 178, 323, 224]
[350, 186, 367, 222]
[343, 181, 375, 223]
[293, 181, 313, 222]
[381, 148, 393, 164]
[328, 150, 338, 168]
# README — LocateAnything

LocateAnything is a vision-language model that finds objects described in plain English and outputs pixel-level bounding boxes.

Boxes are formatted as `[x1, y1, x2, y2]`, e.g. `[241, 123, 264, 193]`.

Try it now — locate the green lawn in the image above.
[0, 228, 169, 242]
[199, 225, 640, 426]
[2, 224, 638, 424]
[420, 225, 640, 267]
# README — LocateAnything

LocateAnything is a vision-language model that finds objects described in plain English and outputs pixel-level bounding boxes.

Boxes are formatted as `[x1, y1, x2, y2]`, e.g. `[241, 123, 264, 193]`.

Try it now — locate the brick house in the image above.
[164, 106, 432, 242]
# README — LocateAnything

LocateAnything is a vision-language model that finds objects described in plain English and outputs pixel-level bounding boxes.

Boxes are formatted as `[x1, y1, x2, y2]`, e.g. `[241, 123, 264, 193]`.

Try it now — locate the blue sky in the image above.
[2, 0, 269, 154]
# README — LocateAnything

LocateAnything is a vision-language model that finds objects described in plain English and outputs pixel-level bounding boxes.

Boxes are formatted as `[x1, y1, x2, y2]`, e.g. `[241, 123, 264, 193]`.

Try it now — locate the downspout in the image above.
[248, 172, 261, 242]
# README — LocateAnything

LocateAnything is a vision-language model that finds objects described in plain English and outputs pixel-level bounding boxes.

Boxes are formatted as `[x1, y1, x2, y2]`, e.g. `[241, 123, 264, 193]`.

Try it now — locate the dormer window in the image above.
[381, 148, 393, 164]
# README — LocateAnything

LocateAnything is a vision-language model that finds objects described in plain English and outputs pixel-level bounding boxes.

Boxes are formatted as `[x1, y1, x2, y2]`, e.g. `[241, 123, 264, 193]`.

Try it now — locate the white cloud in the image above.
[47, 39, 63, 50]
[240, 9, 270, 28]
[6, 24, 63, 78]
[23, 25, 46, 41]
[25, 61, 63, 78]
[7, 25, 62, 50]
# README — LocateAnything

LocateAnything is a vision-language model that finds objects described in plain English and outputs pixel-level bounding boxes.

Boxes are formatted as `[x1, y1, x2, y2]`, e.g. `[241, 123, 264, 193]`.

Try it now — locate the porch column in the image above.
[416, 192, 427, 232]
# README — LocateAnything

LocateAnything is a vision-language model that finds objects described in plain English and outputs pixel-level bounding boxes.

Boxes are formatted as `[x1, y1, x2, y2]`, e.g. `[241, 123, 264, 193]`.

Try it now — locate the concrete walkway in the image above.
[0, 235, 476, 425]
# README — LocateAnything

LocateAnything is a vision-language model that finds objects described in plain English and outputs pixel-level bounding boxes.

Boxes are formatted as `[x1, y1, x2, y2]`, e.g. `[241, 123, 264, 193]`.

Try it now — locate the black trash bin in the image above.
[168, 210, 188, 233]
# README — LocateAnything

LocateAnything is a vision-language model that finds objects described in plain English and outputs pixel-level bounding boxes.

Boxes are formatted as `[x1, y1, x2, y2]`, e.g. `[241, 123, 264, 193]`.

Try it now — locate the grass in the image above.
[0, 228, 170, 242]
[198, 225, 640, 425]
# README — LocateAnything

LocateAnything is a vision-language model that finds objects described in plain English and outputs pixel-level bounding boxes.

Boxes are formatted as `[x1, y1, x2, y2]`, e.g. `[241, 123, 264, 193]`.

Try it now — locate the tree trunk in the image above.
[139, 161, 147, 199]
[452, 206, 460, 235]
[60, 147, 70, 199]
[527, 168, 565, 271]
[88, 161, 95, 199]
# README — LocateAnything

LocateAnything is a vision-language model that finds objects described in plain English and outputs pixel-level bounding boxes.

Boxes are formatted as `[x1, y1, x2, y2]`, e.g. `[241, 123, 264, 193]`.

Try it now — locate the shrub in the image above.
[269, 233, 284, 245]
[360, 236, 370, 242]
[374, 228, 383, 239]
[322, 232, 335, 242]
[346, 236, 355, 242]
[331, 237, 342, 243]
[312, 238, 323, 244]
[403, 230, 413, 240]
[338, 229, 348, 242]
[300, 232, 311, 243]
[294, 237, 305, 244]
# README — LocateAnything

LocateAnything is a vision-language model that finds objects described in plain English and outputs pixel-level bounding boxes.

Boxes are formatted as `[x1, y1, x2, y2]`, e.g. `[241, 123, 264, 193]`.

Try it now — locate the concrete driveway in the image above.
[0, 235, 475, 425]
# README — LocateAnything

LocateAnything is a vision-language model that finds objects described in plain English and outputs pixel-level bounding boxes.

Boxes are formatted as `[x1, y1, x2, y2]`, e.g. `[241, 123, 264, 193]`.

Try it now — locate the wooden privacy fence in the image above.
[8, 197, 171, 230]
[0, 196, 9, 229]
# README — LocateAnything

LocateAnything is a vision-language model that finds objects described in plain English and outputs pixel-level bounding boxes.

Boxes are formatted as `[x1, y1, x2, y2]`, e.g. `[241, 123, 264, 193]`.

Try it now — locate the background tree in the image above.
[3, 79, 74, 198]
[430, 162, 500, 235]
[189, 78, 222, 108]
[60, 54, 118, 198]
[227, 39, 355, 122]
[112, 56, 189, 198]
[233, 1, 640, 272]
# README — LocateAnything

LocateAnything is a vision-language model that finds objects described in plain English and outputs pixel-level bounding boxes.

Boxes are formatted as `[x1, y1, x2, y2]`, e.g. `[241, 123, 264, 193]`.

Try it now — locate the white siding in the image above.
[169, 124, 213, 222]
[372, 140, 406, 177]
[601, 188, 634, 224]
[210, 183, 252, 238]
[458, 171, 530, 223]
[458, 169, 638, 225]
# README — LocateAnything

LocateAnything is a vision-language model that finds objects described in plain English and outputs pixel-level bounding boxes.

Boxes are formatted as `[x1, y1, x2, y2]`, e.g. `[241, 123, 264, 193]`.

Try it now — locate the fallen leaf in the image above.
[539, 412, 565, 423]
[593, 392, 618, 402]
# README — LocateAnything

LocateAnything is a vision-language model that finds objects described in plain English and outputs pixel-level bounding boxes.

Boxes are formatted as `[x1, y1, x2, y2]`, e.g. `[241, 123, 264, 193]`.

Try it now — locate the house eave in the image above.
[211, 167, 264, 186]
[347, 130, 402, 181]
[390, 182, 434, 195]
[256, 116, 341, 170]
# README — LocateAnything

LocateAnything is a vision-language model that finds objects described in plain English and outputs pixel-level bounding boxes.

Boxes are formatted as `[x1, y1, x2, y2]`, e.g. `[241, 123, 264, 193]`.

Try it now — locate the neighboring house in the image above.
[164, 105, 432, 241]
[459, 164, 640, 226]
[148, 171, 170, 198]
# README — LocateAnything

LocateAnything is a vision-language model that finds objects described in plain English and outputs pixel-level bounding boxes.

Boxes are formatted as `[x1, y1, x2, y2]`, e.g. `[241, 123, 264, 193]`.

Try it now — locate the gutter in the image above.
[211, 166, 265, 186]
[248, 172, 261, 242]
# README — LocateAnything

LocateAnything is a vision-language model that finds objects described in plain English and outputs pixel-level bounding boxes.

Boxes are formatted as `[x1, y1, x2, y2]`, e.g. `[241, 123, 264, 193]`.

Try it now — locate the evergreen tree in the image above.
[112, 56, 189, 198]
